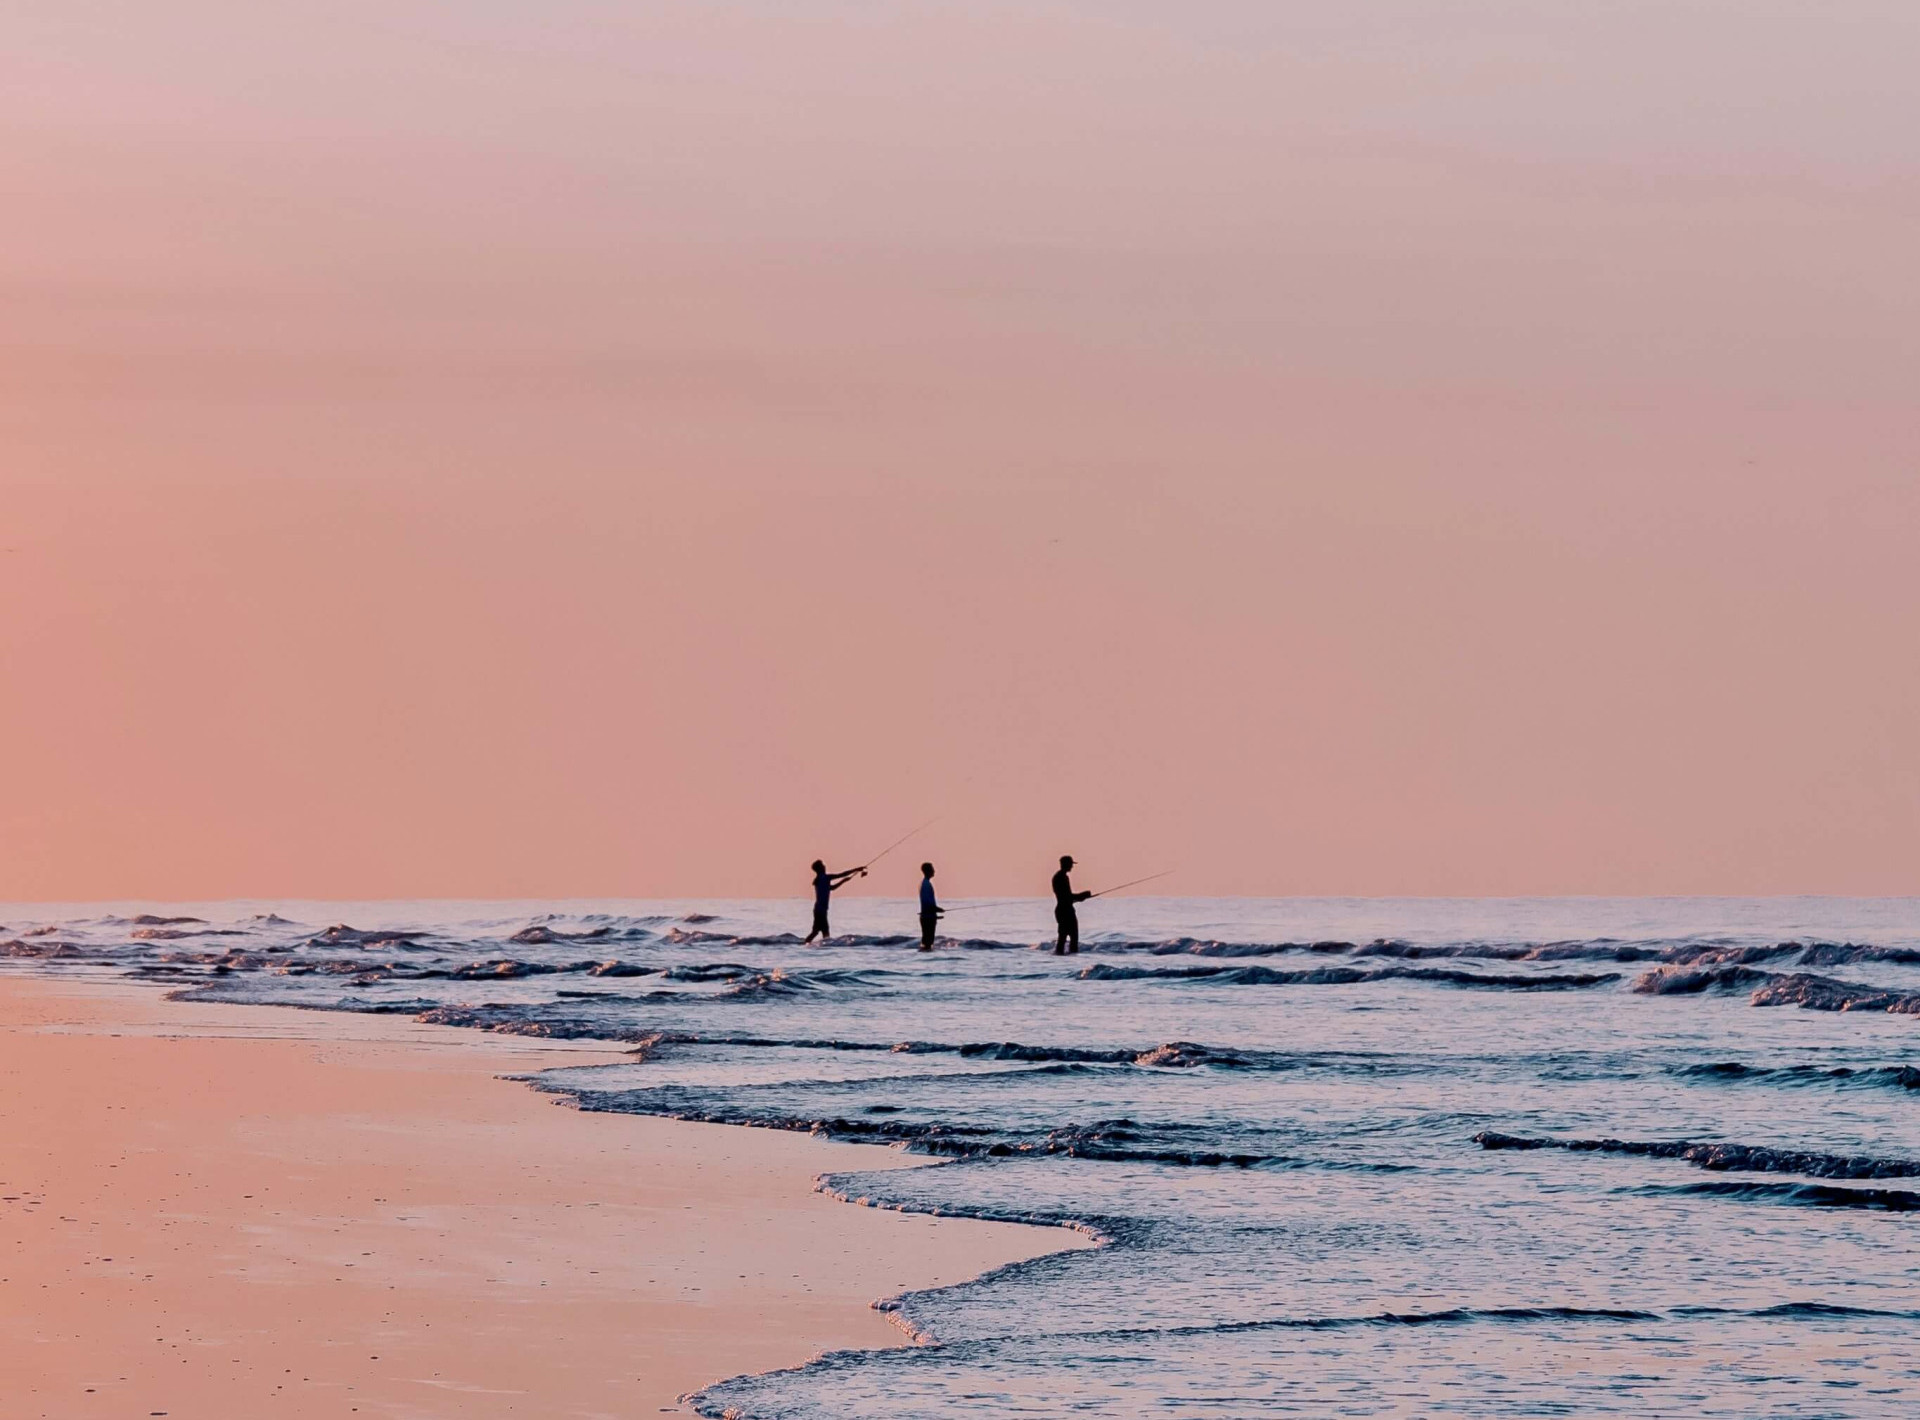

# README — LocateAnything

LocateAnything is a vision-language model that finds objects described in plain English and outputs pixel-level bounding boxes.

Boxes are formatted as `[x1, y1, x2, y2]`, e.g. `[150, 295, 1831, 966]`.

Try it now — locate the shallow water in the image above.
[8, 896, 1920, 1416]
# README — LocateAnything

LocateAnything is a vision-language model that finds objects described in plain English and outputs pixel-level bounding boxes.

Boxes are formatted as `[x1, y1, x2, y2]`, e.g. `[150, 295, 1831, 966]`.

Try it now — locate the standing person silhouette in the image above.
[1051, 855, 1092, 955]
[803, 858, 865, 944]
[917, 862, 943, 951]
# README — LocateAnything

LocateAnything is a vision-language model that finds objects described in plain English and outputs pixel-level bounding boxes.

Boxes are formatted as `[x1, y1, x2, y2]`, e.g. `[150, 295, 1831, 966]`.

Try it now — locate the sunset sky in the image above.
[3, 1, 1916, 900]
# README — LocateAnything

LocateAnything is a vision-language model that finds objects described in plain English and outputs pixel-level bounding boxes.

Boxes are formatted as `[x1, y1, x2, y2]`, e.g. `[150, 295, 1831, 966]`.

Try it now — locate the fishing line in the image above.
[938, 898, 1037, 915]
[1088, 868, 1176, 899]
[942, 870, 1175, 913]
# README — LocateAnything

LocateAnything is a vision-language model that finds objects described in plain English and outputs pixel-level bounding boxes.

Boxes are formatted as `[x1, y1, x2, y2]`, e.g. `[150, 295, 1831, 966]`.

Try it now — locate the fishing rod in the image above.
[942, 869, 1175, 913]
[1087, 868, 1176, 899]
[856, 816, 940, 873]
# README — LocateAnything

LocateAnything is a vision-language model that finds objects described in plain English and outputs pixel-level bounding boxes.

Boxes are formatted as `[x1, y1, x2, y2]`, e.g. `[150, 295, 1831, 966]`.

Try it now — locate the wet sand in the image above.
[0, 974, 1081, 1418]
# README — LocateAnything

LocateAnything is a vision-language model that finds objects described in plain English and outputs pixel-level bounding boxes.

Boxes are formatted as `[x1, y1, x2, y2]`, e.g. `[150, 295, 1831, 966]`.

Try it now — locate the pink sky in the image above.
[3, 1, 1916, 900]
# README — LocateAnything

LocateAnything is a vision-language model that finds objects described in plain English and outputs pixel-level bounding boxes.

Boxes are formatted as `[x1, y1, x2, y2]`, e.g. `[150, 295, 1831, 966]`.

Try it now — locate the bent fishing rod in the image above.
[855, 816, 940, 873]
[942, 868, 1176, 913]
[1088, 868, 1176, 899]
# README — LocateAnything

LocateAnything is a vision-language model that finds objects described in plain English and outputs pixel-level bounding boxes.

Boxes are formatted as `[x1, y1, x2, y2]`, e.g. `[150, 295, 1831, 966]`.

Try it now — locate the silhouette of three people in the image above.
[804, 852, 1094, 955]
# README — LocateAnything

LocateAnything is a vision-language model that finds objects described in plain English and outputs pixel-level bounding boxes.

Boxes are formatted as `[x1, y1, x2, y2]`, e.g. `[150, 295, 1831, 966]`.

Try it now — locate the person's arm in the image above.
[1074, 890, 1092, 902]
[829, 868, 866, 888]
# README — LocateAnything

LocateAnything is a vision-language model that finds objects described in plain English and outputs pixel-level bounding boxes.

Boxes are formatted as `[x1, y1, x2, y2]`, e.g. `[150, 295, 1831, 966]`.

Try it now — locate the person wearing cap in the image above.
[1051, 855, 1092, 955]
[803, 858, 866, 944]
[917, 862, 943, 951]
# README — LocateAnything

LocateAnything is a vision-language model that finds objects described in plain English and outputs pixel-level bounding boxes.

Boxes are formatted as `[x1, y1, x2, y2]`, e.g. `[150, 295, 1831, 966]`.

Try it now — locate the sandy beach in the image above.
[0, 973, 1081, 1419]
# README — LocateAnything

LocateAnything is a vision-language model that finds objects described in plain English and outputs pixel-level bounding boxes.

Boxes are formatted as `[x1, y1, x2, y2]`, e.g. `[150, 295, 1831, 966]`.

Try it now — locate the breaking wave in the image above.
[1634, 965, 1920, 1013]
[1079, 962, 1621, 990]
[1645, 1179, 1920, 1211]
[1673, 1061, 1920, 1092]
[1474, 1131, 1920, 1180]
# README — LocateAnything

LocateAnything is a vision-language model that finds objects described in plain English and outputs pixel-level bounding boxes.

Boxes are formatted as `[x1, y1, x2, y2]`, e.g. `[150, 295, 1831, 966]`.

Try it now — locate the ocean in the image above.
[7, 896, 1920, 1417]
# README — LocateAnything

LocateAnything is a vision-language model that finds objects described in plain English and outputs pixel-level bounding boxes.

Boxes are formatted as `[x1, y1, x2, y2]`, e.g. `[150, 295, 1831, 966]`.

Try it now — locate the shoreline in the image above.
[0, 972, 1086, 1418]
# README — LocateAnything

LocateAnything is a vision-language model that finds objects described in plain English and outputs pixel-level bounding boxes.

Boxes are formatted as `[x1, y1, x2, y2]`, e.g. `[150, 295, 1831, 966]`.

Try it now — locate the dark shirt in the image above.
[919, 878, 938, 914]
[1052, 869, 1076, 912]
[814, 870, 833, 910]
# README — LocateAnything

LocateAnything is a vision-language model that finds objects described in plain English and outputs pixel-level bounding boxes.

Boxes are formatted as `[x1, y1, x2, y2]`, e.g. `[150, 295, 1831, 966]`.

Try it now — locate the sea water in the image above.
[7, 896, 1920, 1417]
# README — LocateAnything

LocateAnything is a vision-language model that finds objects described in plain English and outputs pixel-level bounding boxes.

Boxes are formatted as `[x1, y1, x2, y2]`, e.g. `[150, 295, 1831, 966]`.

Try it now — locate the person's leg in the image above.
[1054, 911, 1068, 954]
[920, 914, 936, 950]
[806, 906, 828, 944]
[1066, 912, 1079, 953]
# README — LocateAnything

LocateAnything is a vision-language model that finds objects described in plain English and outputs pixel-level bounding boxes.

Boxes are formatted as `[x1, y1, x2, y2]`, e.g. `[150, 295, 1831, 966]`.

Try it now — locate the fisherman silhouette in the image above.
[803, 859, 866, 944]
[918, 862, 943, 951]
[1051, 855, 1092, 955]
